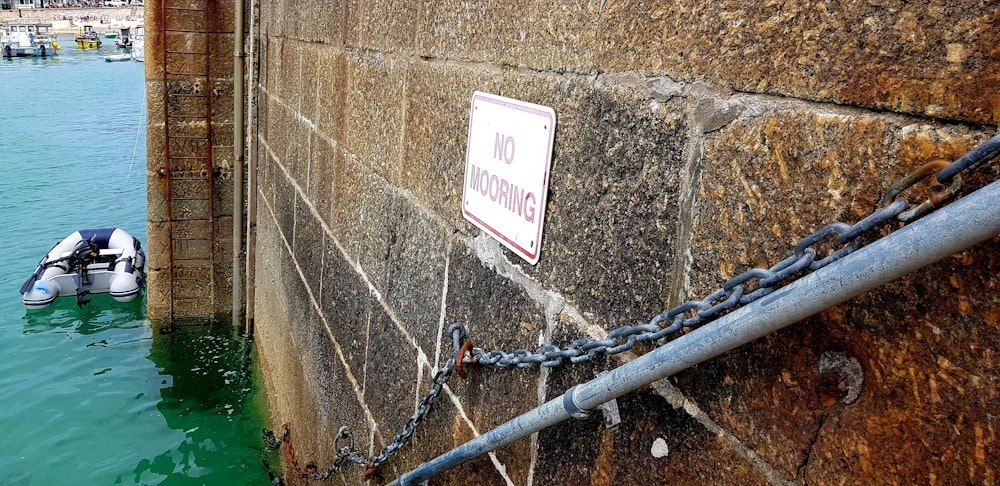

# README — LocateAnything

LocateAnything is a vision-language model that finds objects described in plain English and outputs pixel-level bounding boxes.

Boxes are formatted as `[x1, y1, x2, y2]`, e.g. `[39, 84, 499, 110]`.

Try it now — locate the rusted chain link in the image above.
[263, 325, 469, 481]
[265, 132, 1000, 481]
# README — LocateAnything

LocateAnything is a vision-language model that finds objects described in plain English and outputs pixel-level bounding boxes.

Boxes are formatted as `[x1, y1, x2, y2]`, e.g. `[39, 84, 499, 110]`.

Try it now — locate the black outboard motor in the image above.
[70, 237, 99, 307]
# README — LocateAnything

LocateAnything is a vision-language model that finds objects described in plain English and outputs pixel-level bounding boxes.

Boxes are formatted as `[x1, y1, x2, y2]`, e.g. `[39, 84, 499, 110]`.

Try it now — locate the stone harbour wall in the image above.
[249, 1, 999, 484]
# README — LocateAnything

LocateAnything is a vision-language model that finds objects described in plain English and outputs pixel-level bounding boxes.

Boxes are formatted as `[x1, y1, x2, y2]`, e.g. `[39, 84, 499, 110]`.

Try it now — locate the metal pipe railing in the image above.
[390, 179, 1000, 486]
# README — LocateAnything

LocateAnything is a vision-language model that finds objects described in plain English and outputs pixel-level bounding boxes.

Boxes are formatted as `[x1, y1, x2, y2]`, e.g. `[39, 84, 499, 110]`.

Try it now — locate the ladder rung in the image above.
[166, 71, 209, 76]
[166, 50, 209, 56]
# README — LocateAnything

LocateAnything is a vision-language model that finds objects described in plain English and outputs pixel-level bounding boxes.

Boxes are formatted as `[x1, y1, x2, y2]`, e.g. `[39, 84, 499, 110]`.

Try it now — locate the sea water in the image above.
[0, 41, 275, 484]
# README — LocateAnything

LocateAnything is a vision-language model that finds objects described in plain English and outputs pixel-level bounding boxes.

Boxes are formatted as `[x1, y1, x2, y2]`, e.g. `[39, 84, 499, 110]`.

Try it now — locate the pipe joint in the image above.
[561, 385, 590, 419]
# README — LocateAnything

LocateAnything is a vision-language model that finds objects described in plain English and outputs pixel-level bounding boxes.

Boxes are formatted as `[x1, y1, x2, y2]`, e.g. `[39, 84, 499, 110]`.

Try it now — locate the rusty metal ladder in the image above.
[160, 0, 215, 318]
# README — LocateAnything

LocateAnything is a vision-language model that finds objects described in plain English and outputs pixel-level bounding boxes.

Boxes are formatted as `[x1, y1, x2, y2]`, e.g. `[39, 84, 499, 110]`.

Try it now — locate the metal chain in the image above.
[266, 132, 1000, 481]
[469, 133, 1000, 369]
[264, 325, 468, 481]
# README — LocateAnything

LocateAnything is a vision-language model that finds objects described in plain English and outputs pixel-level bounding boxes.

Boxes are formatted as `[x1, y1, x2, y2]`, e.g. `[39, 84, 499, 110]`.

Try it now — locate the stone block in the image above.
[164, 31, 207, 57]
[171, 197, 211, 221]
[145, 221, 172, 270]
[147, 171, 169, 223]
[318, 234, 372, 390]
[363, 304, 421, 444]
[164, 7, 208, 35]
[213, 166, 235, 217]
[295, 42, 321, 123]
[145, 81, 166, 127]
[173, 236, 212, 261]
[208, 33, 234, 80]
[273, 170, 296, 246]
[443, 240, 544, 433]
[262, 36, 285, 97]
[145, 267, 172, 321]
[674, 109, 1000, 481]
[144, 31, 164, 80]
[292, 196, 324, 297]
[518, 78, 685, 327]
[295, 1, 346, 45]
[308, 133, 338, 230]
[389, 365, 513, 485]
[330, 155, 402, 292]
[382, 200, 449, 359]
[258, 0, 284, 37]
[206, 0, 235, 34]
[258, 146, 276, 215]
[415, 0, 601, 72]
[401, 62, 499, 228]
[598, 1, 999, 124]
[171, 218, 212, 240]
[314, 46, 348, 142]
[345, 0, 418, 53]
[209, 78, 235, 121]
[173, 296, 214, 317]
[342, 51, 407, 185]
[692, 111, 992, 292]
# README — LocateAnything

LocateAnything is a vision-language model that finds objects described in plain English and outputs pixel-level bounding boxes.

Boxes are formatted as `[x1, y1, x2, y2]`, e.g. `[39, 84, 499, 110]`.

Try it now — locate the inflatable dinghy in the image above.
[20, 228, 145, 309]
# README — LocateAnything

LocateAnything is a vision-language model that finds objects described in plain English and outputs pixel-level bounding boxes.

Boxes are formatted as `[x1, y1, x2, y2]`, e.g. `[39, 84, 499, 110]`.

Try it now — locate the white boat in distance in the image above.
[131, 25, 144, 61]
[1, 19, 60, 57]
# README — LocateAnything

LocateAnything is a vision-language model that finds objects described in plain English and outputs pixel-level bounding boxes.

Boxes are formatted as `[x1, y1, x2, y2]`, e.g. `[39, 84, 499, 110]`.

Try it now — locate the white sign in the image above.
[462, 92, 556, 264]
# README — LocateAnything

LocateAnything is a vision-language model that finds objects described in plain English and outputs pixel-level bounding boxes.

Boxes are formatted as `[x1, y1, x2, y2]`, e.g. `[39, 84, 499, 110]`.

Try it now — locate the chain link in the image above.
[264, 325, 468, 481]
[265, 133, 1000, 481]
[470, 133, 999, 370]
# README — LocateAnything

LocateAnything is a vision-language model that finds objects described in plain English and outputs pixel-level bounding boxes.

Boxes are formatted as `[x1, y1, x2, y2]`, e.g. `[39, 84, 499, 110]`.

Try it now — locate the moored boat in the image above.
[130, 25, 144, 61]
[105, 53, 132, 62]
[114, 26, 132, 48]
[75, 25, 102, 48]
[2, 20, 60, 57]
[20, 228, 145, 308]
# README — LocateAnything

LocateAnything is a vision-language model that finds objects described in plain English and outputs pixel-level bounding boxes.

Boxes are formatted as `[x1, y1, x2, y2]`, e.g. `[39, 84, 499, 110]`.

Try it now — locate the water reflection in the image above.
[21, 293, 146, 335]
[133, 322, 275, 485]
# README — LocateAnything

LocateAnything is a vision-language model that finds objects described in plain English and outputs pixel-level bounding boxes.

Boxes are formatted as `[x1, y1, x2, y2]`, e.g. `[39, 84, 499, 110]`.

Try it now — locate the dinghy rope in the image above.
[113, 95, 146, 227]
[262, 132, 1000, 481]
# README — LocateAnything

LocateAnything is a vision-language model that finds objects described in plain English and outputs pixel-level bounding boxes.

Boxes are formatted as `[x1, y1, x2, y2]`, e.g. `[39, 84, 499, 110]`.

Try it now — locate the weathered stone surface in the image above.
[599, 1, 1000, 124]
[536, 390, 771, 485]
[254, 214, 338, 484]
[266, 84, 308, 188]
[365, 304, 421, 438]
[391, 367, 513, 486]
[401, 62, 499, 229]
[293, 194, 324, 298]
[146, 171, 169, 223]
[382, 201, 449, 358]
[308, 132, 339, 230]
[692, 110, 992, 288]
[674, 108, 1000, 481]
[314, 46, 348, 143]
[342, 51, 408, 185]
[272, 164, 296, 245]
[416, 0, 601, 72]
[330, 155, 403, 292]
[345, 0, 418, 54]
[318, 234, 372, 385]
[441, 239, 544, 483]
[295, 43, 321, 124]
[523, 80, 686, 327]
[236, 1, 1000, 485]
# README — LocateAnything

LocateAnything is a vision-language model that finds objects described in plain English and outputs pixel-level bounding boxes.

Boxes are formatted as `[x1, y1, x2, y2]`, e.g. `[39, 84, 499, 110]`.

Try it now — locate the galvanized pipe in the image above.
[232, 0, 246, 327]
[390, 179, 1000, 486]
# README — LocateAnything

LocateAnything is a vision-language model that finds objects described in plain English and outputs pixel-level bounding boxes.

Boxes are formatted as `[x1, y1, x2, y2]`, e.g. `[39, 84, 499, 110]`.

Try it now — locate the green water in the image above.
[0, 42, 274, 484]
